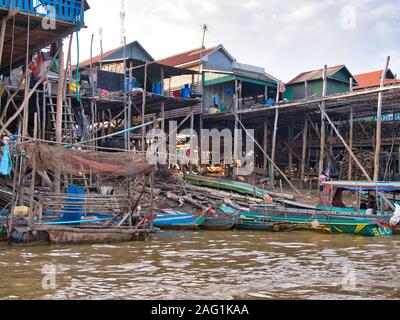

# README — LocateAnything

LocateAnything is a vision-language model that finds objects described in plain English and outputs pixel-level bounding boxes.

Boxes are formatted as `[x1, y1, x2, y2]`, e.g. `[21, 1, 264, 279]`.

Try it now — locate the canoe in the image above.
[221, 200, 393, 237]
[184, 174, 273, 203]
[153, 210, 208, 230]
[9, 225, 155, 245]
[218, 203, 298, 232]
[200, 212, 241, 230]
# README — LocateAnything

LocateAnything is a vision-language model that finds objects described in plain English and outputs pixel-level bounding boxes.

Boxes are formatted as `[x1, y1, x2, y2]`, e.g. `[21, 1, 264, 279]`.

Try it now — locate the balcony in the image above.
[0, 0, 86, 24]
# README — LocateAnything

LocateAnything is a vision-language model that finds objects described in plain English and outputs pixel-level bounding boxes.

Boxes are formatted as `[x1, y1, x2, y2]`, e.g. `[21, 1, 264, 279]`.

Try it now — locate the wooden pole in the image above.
[270, 108, 279, 184]
[300, 116, 308, 188]
[348, 106, 354, 180]
[0, 17, 7, 69]
[28, 113, 38, 228]
[141, 62, 148, 152]
[232, 112, 300, 195]
[160, 67, 165, 131]
[317, 103, 394, 210]
[318, 65, 328, 178]
[288, 124, 293, 175]
[374, 56, 391, 182]
[189, 107, 195, 173]
[263, 118, 268, 173]
[127, 61, 132, 151]
[54, 41, 64, 194]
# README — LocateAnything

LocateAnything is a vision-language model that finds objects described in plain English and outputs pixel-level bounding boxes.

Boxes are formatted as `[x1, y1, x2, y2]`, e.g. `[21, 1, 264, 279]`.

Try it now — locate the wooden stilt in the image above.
[54, 41, 64, 194]
[160, 67, 165, 131]
[318, 65, 328, 180]
[270, 109, 279, 185]
[288, 124, 293, 176]
[28, 113, 38, 228]
[0, 17, 7, 69]
[348, 106, 354, 180]
[141, 62, 148, 152]
[374, 56, 390, 182]
[263, 118, 268, 173]
[300, 116, 308, 188]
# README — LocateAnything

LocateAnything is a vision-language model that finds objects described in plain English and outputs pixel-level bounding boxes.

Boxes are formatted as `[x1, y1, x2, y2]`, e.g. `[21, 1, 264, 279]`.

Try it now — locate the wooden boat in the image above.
[221, 199, 393, 237]
[153, 209, 208, 230]
[200, 212, 241, 231]
[219, 201, 299, 232]
[184, 174, 273, 203]
[10, 225, 156, 245]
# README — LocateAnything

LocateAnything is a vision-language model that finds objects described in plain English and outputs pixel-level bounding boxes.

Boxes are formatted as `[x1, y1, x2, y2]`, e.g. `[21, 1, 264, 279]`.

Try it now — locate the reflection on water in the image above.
[0, 231, 400, 300]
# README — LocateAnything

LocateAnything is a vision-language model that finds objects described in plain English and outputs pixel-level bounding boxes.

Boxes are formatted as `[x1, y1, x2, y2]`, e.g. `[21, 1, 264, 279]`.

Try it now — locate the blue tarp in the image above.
[0, 144, 12, 177]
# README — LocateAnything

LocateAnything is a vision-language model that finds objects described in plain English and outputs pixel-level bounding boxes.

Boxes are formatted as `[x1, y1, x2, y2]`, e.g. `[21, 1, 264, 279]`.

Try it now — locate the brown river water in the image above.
[0, 230, 399, 300]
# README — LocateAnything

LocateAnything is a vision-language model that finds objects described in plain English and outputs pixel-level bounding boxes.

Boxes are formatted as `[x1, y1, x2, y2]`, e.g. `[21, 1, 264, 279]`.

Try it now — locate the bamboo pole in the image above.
[318, 65, 328, 178]
[374, 56, 390, 182]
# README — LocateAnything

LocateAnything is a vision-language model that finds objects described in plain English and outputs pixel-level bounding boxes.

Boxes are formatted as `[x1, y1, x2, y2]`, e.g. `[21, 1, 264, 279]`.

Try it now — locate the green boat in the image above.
[184, 174, 273, 202]
[318, 180, 400, 234]
[221, 200, 393, 237]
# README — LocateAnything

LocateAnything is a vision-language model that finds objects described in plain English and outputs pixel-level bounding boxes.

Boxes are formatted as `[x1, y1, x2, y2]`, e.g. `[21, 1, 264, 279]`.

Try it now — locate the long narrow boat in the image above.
[218, 202, 299, 232]
[200, 212, 241, 231]
[153, 210, 208, 230]
[184, 174, 273, 203]
[221, 200, 393, 237]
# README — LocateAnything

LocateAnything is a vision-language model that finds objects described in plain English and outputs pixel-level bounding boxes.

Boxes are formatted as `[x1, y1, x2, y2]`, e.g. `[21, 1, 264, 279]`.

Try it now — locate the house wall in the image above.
[203, 81, 235, 113]
[203, 50, 234, 72]
[105, 43, 153, 62]
[285, 78, 350, 100]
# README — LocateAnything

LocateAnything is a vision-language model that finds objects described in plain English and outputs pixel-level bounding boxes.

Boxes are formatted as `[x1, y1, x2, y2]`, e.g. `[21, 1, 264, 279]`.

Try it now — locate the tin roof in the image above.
[157, 46, 219, 67]
[354, 69, 397, 90]
[287, 65, 352, 84]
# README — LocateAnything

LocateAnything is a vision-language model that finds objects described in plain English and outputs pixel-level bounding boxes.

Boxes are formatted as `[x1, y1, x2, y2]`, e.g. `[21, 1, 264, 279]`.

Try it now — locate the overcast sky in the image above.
[71, 0, 400, 81]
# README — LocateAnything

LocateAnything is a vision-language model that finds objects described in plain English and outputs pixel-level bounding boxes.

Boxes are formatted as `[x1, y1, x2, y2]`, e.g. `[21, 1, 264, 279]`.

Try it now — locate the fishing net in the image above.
[19, 142, 155, 177]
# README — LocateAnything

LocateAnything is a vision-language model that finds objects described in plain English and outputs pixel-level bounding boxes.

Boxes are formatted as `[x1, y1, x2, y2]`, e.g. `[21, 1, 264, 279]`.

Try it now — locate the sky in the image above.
[70, 0, 400, 82]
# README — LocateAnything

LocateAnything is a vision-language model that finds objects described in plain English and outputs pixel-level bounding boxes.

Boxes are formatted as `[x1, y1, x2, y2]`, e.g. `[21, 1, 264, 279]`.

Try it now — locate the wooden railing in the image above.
[0, 0, 85, 24]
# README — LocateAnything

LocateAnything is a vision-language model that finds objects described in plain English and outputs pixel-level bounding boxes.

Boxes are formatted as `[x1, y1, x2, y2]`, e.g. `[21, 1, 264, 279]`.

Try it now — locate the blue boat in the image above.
[153, 210, 208, 230]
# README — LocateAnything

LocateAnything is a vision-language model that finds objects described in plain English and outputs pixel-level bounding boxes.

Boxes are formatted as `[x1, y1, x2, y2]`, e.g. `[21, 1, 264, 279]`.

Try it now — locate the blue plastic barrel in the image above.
[61, 184, 85, 223]
[181, 87, 191, 98]
[154, 83, 162, 95]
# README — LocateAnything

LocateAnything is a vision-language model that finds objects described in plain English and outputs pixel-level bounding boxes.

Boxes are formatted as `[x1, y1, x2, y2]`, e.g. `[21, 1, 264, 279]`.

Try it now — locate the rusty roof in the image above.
[354, 69, 397, 89]
[287, 65, 348, 84]
[157, 45, 219, 67]
[77, 46, 123, 69]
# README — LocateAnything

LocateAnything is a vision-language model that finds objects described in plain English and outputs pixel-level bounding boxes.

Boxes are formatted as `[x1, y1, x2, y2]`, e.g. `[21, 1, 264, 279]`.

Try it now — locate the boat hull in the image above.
[153, 211, 207, 230]
[200, 213, 240, 231]
[221, 201, 394, 237]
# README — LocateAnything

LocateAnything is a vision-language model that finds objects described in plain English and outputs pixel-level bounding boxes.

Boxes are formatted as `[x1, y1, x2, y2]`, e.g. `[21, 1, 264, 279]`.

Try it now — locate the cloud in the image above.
[70, 0, 399, 81]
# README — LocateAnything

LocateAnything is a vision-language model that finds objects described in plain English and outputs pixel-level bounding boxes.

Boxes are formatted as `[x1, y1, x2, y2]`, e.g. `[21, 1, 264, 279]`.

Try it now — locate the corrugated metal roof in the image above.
[157, 46, 219, 67]
[354, 70, 397, 89]
[287, 65, 346, 84]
